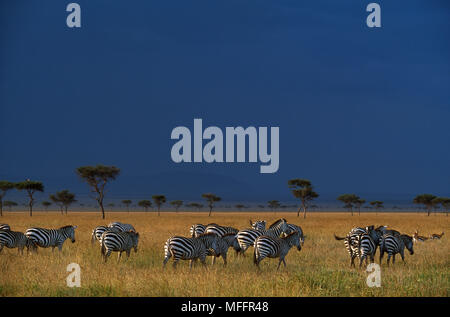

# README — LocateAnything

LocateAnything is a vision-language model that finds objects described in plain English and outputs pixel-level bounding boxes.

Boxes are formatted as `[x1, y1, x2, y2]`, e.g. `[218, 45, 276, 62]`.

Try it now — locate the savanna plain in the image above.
[0, 211, 448, 297]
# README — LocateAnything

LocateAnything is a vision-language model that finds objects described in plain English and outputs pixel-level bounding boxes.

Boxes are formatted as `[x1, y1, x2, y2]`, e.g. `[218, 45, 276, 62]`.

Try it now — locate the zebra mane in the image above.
[221, 233, 237, 238]
[282, 231, 299, 239]
[59, 225, 75, 230]
[197, 232, 218, 238]
[269, 218, 286, 229]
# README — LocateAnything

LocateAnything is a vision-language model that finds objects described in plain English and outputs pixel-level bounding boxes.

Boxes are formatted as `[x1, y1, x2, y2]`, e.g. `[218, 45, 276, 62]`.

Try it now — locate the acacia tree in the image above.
[370, 200, 384, 215]
[288, 179, 319, 218]
[355, 198, 366, 216]
[152, 195, 166, 216]
[337, 194, 359, 216]
[202, 193, 221, 216]
[170, 200, 183, 212]
[15, 180, 44, 217]
[268, 200, 281, 213]
[122, 200, 132, 213]
[41, 201, 52, 211]
[76, 165, 120, 219]
[4, 201, 18, 211]
[187, 202, 203, 211]
[413, 194, 436, 216]
[0, 181, 15, 217]
[50, 190, 77, 215]
[235, 204, 246, 211]
[138, 200, 152, 212]
[435, 197, 450, 216]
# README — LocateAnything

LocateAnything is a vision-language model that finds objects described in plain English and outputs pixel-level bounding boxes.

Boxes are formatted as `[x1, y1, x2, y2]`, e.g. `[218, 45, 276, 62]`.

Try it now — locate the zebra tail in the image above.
[101, 239, 106, 256]
[334, 233, 346, 240]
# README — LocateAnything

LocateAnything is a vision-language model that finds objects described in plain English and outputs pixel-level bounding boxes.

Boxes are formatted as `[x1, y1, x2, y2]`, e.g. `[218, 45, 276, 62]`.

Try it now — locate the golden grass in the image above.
[0, 211, 448, 297]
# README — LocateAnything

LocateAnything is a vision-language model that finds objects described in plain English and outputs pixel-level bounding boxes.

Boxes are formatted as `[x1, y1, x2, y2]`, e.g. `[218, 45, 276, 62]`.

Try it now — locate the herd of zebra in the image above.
[0, 221, 444, 270]
[334, 225, 444, 267]
[164, 218, 304, 269]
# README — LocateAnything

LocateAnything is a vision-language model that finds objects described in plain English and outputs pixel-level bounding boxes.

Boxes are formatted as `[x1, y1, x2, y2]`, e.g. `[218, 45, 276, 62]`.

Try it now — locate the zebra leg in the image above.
[359, 256, 365, 268]
[163, 255, 171, 269]
[104, 250, 111, 263]
[392, 254, 396, 265]
[117, 251, 122, 263]
[126, 250, 131, 260]
[387, 254, 391, 266]
[222, 253, 227, 266]
[0, 244, 4, 253]
[212, 256, 216, 265]
[400, 251, 406, 264]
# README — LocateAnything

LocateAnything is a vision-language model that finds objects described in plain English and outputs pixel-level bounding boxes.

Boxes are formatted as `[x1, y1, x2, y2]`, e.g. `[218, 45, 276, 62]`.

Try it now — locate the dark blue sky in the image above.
[1, 0, 449, 204]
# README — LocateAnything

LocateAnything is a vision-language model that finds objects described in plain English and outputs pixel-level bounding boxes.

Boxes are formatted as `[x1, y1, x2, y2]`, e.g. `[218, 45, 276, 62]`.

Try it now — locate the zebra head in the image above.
[269, 218, 289, 235]
[401, 234, 414, 255]
[130, 231, 139, 252]
[61, 225, 77, 243]
[286, 231, 302, 251]
[250, 220, 266, 231]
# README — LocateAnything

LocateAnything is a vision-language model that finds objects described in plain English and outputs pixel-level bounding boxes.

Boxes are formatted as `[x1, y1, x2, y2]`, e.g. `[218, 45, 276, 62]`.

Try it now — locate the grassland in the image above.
[0, 211, 448, 297]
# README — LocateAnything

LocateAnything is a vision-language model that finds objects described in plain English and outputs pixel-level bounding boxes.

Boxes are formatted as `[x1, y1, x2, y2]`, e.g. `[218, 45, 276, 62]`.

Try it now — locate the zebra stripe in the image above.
[207, 233, 239, 265]
[25, 225, 77, 251]
[249, 220, 266, 231]
[253, 231, 302, 270]
[205, 224, 238, 237]
[163, 233, 219, 269]
[379, 233, 414, 266]
[0, 224, 11, 231]
[91, 226, 120, 244]
[108, 222, 136, 232]
[101, 231, 140, 263]
[189, 224, 206, 237]
[356, 233, 377, 267]
[236, 219, 289, 254]
[0, 230, 35, 254]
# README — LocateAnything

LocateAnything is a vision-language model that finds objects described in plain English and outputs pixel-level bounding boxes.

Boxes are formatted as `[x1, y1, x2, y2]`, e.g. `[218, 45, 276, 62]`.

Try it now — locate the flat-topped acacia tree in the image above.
[15, 180, 44, 217]
[152, 195, 166, 216]
[268, 200, 281, 213]
[76, 165, 120, 219]
[413, 194, 436, 216]
[370, 200, 384, 215]
[337, 194, 360, 216]
[202, 193, 221, 216]
[288, 179, 319, 218]
[122, 200, 132, 213]
[170, 200, 183, 212]
[0, 181, 15, 217]
[41, 201, 51, 211]
[50, 190, 77, 215]
[138, 200, 152, 212]
[4, 201, 18, 211]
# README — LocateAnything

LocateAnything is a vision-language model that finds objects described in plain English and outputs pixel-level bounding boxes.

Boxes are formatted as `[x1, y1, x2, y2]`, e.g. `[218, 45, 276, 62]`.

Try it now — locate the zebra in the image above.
[249, 220, 266, 231]
[356, 233, 377, 268]
[0, 224, 11, 231]
[236, 219, 290, 255]
[379, 233, 414, 266]
[163, 233, 219, 269]
[91, 225, 120, 245]
[0, 229, 35, 254]
[25, 225, 77, 252]
[101, 231, 140, 263]
[189, 224, 206, 237]
[108, 222, 136, 232]
[205, 223, 238, 237]
[334, 225, 383, 267]
[282, 223, 305, 245]
[206, 233, 239, 265]
[253, 231, 302, 270]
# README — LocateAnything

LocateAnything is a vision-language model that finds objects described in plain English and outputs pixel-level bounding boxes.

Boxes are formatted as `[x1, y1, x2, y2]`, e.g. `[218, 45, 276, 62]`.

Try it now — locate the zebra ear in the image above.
[73, 225, 78, 229]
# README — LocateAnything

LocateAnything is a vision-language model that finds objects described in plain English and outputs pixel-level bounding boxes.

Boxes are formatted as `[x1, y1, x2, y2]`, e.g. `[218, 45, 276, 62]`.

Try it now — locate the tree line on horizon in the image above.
[0, 166, 449, 218]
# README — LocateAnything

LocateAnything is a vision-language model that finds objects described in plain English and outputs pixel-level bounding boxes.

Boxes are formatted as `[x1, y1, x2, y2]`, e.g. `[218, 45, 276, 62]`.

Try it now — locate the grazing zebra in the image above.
[0, 230, 35, 254]
[206, 233, 239, 265]
[236, 219, 290, 255]
[0, 224, 11, 231]
[249, 220, 266, 231]
[253, 231, 302, 270]
[108, 222, 136, 232]
[205, 224, 238, 237]
[101, 231, 140, 263]
[163, 233, 219, 269]
[429, 232, 444, 240]
[379, 233, 414, 266]
[412, 230, 428, 243]
[25, 225, 77, 252]
[356, 233, 377, 267]
[91, 225, 120, 244]
[190, 224, 206, 237]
